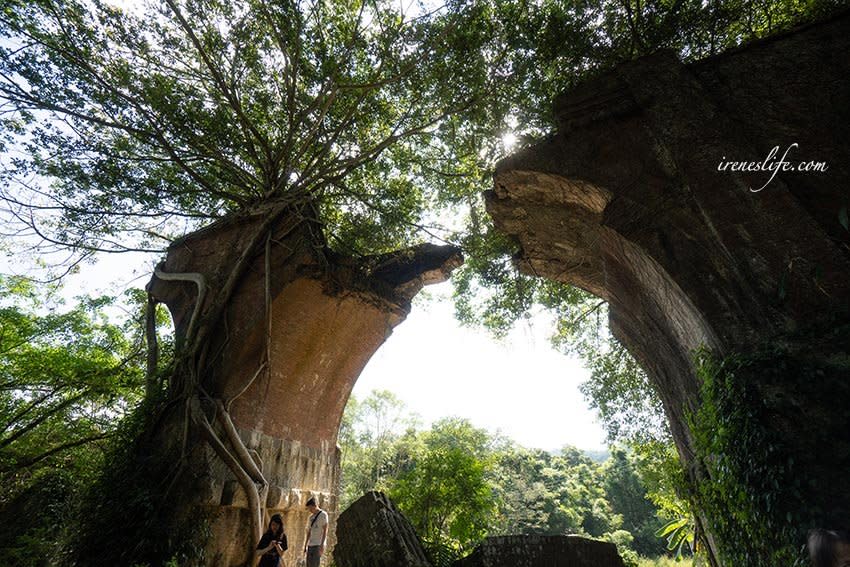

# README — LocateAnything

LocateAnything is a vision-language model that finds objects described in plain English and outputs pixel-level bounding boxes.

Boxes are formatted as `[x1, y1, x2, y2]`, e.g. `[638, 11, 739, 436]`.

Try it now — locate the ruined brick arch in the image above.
[143, 13, 850, 567]
[148, 211, 462, 567]
[488, 170, 719, 459]
[489, 168, 730, 559]
[487, 11, 850, 565]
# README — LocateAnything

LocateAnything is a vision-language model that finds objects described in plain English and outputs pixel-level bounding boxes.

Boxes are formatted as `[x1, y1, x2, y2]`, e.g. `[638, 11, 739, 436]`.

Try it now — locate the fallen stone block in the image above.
[334, 491, 432, 567]
[452, 535, 627, 567]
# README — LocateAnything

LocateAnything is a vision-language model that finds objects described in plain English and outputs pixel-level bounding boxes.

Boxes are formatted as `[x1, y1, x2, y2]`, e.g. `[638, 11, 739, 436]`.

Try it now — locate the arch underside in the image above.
[488, 13, 850, 565]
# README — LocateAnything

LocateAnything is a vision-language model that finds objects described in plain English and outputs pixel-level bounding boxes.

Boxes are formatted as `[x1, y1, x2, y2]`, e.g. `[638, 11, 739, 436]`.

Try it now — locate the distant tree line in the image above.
[338, 390, 690, 566]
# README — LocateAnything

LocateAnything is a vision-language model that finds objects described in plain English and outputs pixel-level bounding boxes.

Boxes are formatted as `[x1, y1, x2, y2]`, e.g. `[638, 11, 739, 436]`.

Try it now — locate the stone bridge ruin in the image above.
[147, 11, 849, 567]
[148, 212, 461, 565]
[487, 10, 850, 564]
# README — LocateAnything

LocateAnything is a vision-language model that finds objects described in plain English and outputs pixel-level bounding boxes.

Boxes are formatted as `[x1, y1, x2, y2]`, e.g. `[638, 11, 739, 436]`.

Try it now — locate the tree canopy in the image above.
[0, 276, 146, 565]
[1, 0, 512, 264]
[2, 0, 836, 265]
[0, 277, 144, 490]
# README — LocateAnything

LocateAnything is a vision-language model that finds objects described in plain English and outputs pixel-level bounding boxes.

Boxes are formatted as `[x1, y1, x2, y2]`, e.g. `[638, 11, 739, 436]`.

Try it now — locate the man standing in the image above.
[303, 497, 328, 567]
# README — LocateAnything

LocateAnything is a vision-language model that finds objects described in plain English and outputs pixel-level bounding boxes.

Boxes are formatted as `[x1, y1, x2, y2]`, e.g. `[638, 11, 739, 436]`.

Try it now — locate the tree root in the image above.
[192, 395, 266, 567]
[152, 266, 207, 341]
[149, 206, 319, 564]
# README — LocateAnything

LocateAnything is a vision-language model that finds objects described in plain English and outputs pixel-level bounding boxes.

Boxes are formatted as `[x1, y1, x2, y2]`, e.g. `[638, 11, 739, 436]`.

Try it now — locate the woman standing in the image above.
[256, 513, 288, 567]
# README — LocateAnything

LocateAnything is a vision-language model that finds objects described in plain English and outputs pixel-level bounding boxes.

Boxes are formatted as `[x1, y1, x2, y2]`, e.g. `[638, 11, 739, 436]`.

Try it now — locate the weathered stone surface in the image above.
[453, 535, 626, 567]
[148, 213, 461, 566]
[488, 11, 850, 565]
[333, 491, 432, 567]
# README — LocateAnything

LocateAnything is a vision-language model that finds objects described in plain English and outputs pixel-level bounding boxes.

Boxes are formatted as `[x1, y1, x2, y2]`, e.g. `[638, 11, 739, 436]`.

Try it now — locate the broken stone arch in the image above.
[148, 209, 464, 566]
[146, 11, 850, 567]
[487, 11, 850, 565]
[489, 170, 718, 456]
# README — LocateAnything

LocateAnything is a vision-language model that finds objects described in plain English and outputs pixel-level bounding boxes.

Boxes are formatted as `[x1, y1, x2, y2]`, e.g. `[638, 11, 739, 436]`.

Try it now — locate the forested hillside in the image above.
[339, 390, 694, 567]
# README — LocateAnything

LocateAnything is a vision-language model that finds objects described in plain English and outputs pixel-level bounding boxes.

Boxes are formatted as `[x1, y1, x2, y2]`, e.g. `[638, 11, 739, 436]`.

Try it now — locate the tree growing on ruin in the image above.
[1, 0, 509, 562]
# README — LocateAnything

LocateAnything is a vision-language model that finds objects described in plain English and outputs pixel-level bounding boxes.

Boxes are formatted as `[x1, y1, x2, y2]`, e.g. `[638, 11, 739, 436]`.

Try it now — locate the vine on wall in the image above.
[75, 391, 213, 567]
[688, 322, 850, 567]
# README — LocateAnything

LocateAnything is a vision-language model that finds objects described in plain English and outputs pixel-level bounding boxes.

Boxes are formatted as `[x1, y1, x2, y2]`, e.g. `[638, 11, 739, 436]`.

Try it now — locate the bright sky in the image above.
[353, 282, 608, 451]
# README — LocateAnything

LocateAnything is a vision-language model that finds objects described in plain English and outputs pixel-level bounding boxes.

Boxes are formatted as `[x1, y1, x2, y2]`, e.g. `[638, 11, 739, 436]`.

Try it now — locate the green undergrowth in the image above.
[423, 537, 465, 567]
[636, 556, 695, 567]
[74, 392, 211, 567]
[0, 391, 203, 567]
[0, 467, 81, 566]
[688, 321, 850, 567]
